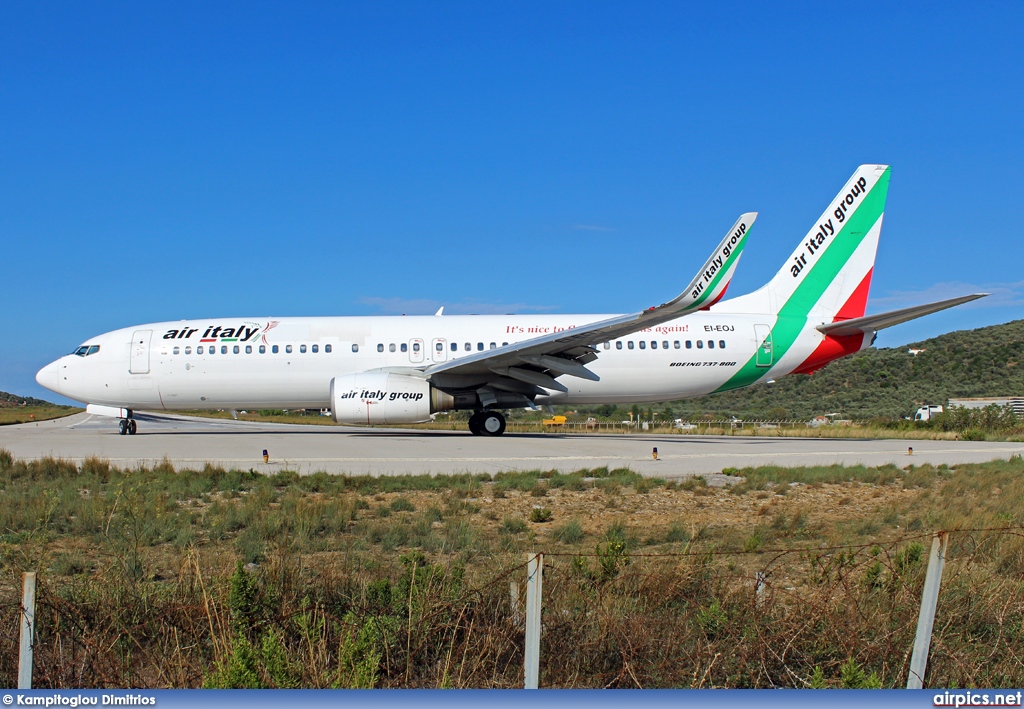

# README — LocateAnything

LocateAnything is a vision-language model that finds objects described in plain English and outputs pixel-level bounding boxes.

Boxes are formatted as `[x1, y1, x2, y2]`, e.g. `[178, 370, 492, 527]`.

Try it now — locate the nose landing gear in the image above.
[118, 418, 137, 435]
[468, 410, 506, 436]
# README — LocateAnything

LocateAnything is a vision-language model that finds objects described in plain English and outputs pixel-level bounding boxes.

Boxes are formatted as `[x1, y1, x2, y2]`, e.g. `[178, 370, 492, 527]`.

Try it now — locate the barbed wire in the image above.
[536, 525, 1024, 559]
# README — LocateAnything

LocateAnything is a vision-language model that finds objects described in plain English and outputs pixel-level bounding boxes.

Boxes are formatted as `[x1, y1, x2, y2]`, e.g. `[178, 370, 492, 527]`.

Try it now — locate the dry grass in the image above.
[1, 449, 1022, 688]
[0, 406, 82, 426]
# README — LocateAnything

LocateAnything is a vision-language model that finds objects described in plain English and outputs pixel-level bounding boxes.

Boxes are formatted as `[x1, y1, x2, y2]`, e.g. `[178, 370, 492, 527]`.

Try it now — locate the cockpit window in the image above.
[87, 345, 100, 356]
[74, 346, 89, 356]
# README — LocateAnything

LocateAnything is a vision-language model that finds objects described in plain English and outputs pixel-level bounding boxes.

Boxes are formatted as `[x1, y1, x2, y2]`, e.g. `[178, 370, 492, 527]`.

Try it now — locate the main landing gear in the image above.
[118, 418, 137, 435]
[468, 410, 506, 436]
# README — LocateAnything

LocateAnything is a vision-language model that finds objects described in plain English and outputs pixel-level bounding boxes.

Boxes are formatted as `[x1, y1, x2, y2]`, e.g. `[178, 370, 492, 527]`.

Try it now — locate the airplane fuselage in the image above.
[38, 311, 826, 411]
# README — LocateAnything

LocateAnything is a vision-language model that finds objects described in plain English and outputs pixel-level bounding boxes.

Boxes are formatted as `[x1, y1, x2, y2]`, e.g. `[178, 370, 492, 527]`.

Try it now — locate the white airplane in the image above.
[36, 165, 983, 436]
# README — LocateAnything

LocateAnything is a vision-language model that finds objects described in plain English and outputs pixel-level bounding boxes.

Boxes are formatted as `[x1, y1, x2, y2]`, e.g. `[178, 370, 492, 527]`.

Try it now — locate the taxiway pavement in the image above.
[1, 412, 1022, 478]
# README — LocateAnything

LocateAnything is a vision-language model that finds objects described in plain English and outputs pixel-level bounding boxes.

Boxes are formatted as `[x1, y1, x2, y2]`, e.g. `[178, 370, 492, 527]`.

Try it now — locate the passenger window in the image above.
[451, 343, 457, 351]
[489, 342, 496, 349]
[603, 342, 610, 350]
[719, 340, 726, 349]
[233, 345, 240, 354]
[173, 346, 180, 355]
[413, 342, 421, 352]
[628, 341, 634, 350]
[616, 341, 623, 350]
[464, 343, 471, 351]
[198, 346, 204, 355]
[352, 344, 359, 353]
[221, 346, 228, 354]
[272, 345, 279, 354]
[436, 342, 443, 351]
[697, 340, 704, 349]
[377, 344, 384, 353]
[477, 342, 484, 351]
[502, 342, 508, 346]
[259, 345, 266, 354]
[185, 346, 192, 355]
[639, 341, 646, 350]
[674, 341, 680, 349]
[246, 345, 253, 354]
[685, 341, 692, 349]
[312, 344, 318, 353]
[298, 344, 305, 353]
[708, 340, 715, 349]
[286, 345, 293, 354]
[650, 341, 657, 349]
[325, 344, 332, 353]
[390, 343, 397, 353]
[87, 345, 100, 355]
[401, 343, 408, 353]
[663, 341, 669, 349]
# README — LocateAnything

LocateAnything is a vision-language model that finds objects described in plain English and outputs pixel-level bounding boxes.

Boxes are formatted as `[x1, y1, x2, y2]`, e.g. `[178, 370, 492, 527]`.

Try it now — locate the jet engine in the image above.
[331, 371, 455, 425]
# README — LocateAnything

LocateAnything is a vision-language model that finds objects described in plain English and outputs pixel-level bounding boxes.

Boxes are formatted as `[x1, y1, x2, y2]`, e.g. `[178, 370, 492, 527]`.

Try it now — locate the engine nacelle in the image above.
[331, 371, 454, 425]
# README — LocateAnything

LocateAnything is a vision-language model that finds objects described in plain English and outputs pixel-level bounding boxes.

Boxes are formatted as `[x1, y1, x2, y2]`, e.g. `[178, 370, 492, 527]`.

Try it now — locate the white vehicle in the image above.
[37, 165, 984, 436]
[915, 405, 944, 422]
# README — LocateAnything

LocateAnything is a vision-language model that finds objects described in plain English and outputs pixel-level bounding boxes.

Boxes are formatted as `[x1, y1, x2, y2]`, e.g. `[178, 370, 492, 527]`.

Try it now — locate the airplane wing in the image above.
[816, 293, 988, 337]
[423, 213, 756, 396]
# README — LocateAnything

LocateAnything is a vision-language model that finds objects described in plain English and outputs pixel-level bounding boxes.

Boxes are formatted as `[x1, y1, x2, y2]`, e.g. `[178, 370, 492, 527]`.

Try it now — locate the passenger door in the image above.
[130, 330, 153, 374]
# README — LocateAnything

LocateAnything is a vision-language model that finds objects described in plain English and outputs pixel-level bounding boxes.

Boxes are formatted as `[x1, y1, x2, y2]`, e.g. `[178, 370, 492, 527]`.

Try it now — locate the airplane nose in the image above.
[36, 361, 61, 394]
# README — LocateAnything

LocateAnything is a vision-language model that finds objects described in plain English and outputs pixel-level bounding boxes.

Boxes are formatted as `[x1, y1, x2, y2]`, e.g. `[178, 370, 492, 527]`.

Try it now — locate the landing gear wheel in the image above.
[480, 410, 506, 436]
[468, 412, 484, 436]
[118, 419, 128, 436]
[128, 419, 137, 435]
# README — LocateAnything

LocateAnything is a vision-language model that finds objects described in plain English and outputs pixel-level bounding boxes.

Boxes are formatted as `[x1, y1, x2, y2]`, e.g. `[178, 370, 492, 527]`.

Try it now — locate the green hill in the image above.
[662, 319, 1024, 420]
[0, 391, 56, 407]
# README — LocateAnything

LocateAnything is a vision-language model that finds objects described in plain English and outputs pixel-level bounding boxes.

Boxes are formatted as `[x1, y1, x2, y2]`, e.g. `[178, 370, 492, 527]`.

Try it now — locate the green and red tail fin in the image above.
[715, 165, 891, 390]
[723, 164, 891, 320]
[771, 164, 890, 323]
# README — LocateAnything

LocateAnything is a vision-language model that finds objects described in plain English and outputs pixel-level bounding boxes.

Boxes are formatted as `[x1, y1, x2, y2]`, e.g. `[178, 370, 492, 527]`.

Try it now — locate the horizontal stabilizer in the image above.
[817, 293, 987, 336]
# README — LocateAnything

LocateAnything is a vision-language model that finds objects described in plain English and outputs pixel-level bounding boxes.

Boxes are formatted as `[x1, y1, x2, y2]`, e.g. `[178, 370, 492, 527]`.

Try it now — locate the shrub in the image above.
[529, 508, 552, 523]
[500, 516, 528, 535]
[680, 476, 708, 491]
[390, 497, 416, 512]
[552, 519, 584, 544]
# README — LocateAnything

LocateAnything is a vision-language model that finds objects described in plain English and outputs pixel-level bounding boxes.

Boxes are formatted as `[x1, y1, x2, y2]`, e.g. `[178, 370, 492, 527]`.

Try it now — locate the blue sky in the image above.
[3, 2, 1023, 403]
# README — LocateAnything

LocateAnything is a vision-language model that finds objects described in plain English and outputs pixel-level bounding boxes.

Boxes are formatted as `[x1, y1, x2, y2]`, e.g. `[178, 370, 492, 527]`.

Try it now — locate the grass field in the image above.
[0, 405, 82, 426]
[1, 449, 1022, 688]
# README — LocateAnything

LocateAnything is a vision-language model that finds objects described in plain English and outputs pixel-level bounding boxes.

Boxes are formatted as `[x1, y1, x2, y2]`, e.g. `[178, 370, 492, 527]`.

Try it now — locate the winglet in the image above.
[647, 212, 756, 318]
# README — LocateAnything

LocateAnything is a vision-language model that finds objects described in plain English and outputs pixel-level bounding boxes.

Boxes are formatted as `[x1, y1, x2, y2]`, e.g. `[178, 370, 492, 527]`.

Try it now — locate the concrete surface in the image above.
[1, 412, 1022, 478]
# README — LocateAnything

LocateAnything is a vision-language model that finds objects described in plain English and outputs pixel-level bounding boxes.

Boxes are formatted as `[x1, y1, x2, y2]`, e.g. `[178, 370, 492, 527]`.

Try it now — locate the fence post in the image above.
[524, 552, 543, 689]
[907, 532, 948, 689]
[510, 580, 520, 625]
[19, 571, 37, 689]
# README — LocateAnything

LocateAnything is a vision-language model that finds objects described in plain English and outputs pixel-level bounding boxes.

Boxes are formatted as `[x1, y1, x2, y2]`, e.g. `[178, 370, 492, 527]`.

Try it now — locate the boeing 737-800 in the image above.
[36, 165, 983, 436]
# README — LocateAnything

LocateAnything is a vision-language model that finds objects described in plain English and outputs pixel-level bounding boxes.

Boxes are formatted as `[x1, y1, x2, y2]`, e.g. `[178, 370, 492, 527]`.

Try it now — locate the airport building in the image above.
[948, 397, 1024, 415]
